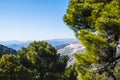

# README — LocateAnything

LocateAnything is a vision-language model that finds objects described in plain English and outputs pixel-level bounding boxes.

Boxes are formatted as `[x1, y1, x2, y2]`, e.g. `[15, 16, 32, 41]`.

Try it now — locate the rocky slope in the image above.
[58, 41, 85, 67]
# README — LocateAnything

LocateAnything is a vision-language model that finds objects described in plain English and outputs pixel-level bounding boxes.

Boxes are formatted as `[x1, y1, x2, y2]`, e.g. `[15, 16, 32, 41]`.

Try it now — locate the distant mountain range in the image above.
[0, 38, 77, 50]
[46, 38, 77, 46]
[1, 41, 31, 50]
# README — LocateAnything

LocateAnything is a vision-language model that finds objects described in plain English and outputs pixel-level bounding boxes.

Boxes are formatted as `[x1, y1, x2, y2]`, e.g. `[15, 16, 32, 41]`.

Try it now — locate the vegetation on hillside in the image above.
[0, 44, 17, 57]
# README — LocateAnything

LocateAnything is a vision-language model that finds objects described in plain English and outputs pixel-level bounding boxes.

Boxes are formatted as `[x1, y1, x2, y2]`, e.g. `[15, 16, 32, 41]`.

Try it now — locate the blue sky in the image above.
[0, 0, 75, 41]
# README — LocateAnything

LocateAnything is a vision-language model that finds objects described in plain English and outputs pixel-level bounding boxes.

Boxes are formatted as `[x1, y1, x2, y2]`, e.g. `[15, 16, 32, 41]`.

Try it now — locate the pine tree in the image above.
[0, 54, 32, 80]
[63, 65, 77, 80]
[18, 41, 68, 80]
[64, 0, 120, 80]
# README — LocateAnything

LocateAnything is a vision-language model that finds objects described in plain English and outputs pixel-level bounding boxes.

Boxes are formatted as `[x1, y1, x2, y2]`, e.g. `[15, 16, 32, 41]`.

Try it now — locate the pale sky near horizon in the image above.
[0, 0, 75, 41]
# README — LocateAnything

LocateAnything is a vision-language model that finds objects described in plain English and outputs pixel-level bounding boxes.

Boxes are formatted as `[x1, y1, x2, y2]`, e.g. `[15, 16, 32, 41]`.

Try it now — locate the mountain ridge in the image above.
[0, 44, 17, 57]
[0, 38, 77, 50]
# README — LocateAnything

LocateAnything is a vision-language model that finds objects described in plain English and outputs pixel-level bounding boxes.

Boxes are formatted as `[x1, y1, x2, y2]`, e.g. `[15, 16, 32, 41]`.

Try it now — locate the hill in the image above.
[58, 41, 85, 67]
[0, 44, 17, 57]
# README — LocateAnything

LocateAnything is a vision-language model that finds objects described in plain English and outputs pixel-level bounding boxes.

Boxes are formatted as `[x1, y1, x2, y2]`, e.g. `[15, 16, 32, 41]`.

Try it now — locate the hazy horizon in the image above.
[0, 38, 76, 42]
[0, 0, 75, 41]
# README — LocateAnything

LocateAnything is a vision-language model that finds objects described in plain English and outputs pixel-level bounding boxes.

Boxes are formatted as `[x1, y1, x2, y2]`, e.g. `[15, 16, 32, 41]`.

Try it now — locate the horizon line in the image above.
[0, 38, 76, 42]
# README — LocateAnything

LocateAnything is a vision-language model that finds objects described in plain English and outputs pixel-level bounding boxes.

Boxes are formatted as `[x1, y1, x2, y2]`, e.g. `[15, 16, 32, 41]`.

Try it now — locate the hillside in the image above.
[58, 41, 85, 67]
[0, 44, 17, 57]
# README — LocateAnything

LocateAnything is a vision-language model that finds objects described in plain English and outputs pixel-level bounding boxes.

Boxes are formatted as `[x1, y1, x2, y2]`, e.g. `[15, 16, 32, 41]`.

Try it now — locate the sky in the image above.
[0, 0, 75, 41]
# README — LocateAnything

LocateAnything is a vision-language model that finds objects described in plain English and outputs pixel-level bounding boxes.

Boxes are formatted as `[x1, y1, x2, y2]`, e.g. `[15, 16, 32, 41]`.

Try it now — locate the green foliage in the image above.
[65, 65, 78, 80]
[114, 62, 120, 79]
[64, 0, 120, 34]
[0, 54, 32, 80]
[64, 0, 120, 80]
[63, 66, 77, 80]
[18, 41, 69, 80]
